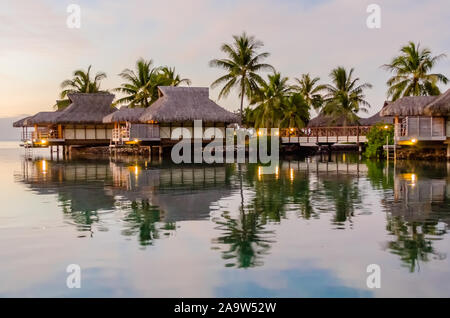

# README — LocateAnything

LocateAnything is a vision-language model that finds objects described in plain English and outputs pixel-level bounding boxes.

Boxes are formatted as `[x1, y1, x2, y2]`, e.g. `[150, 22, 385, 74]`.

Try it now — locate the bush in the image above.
[364, 123, 394, 158]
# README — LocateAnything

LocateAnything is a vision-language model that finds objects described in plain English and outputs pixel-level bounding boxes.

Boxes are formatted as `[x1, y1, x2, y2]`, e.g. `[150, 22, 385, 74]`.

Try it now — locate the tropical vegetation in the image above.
[292, 73, 326, 110]
[209, 32, 274, 120]
[56, 65, 107, 110]
[321, 66, 372, 126]
[114, 58, 191, 108]
[55, 36, 448, 133]
[364, 123, 394, 158]
[383, 41, 448, 101]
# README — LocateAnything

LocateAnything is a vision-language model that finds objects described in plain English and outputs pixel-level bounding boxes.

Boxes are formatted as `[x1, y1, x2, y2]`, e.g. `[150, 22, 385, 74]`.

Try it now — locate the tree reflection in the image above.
[321, 176, 361, 225]
[121, 200, 175, 247]
[386, 217, 446, 272]
[212, 165, 275, 268]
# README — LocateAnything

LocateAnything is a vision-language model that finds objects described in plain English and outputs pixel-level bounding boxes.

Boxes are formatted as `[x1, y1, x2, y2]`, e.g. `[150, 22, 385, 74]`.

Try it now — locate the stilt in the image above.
[447, 143, 450, 161]
[50, 146, 53, 160]
[158, 146, 163, 160]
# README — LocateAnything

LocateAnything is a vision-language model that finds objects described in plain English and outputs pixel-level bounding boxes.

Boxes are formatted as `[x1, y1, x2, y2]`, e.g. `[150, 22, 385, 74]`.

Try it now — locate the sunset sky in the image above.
[1, 0, 449, 119]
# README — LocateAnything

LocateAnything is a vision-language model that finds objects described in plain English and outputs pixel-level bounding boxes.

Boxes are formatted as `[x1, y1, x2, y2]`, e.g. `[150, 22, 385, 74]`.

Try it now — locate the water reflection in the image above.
[14, 154, 450, 272]
[384, 161, 450, 272]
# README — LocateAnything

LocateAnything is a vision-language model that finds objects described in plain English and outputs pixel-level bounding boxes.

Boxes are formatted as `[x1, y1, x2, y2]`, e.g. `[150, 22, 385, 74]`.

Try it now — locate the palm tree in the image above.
[114, 58, 161, 108]
[56, 65, 107, 110]
[383, 42, 448, 101]
[160, 66, 191, 86]
[209, 32, 274, 120]
[279, 93, 310, 129]
[250, 72, 290, 129]
[292, 73, 326, 110]
[322, 67, 372, 126]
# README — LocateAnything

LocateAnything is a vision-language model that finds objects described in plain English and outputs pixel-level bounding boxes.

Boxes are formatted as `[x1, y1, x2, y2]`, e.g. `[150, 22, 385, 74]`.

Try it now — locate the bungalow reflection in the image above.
[384, 162, 450, 272]
[13, 156, 450, 271]
[15, 158, 236, 246]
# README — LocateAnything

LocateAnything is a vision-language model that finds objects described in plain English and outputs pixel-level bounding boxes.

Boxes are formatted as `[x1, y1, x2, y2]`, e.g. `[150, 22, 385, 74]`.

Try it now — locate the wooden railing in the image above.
[281, 126, 371, 138]
[22, 129, 60, 141]
[280, 126, 371, 144]
[112, 127, 130, 142]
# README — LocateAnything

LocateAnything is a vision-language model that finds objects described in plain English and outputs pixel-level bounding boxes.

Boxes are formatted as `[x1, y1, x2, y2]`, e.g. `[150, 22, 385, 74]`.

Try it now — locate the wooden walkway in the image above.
[281, 126, 370, 145]
[282, 160, 368, 175]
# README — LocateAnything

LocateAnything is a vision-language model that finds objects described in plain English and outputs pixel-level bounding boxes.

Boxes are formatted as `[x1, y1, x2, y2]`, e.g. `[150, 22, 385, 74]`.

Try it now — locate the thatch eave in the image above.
[139, 87, 240, 124]
[103, 107, 145, 123]
[423, 88, 450, 116]
[51, 93, 116, 124]
[13, 116, 33, 127]
[380, 96, 438, 117]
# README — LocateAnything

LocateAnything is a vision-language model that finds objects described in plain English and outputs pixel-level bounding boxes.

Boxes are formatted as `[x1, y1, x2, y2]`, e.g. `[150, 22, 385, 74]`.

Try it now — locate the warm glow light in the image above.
[290, 168, 294, 182]
[343, 154, 346, 162]
[384, 125, 389, 129]
[257, 166, 262, 180]
[274, 131, 279, 136]
[258, 130, 263, 136]
[401, 173, 417, 186]
[290, 128, 294, 132]
[41, 139, 47, 144]
[411, 138, 417, 144]
[275, 166, 279, 179]
[41, 160, 47, 173]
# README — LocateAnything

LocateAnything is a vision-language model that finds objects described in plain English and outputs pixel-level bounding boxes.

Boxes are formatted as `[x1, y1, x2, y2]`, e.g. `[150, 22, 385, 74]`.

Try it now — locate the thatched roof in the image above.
[380, 96, 438, 117]
[139, 87, 240, 123]
[53, 93, 116, 124]
[26, 111, 63, 125]
[360, 111, 393, 126]
[103, 106, 145, 123]
[424, 88, 450, 116]
[307, 113, 360, 127]
[13, 116, 32, 127]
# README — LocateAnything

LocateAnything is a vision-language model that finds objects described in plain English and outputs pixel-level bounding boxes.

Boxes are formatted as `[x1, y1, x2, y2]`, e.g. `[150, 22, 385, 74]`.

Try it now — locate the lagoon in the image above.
[0, 142, 449, 297]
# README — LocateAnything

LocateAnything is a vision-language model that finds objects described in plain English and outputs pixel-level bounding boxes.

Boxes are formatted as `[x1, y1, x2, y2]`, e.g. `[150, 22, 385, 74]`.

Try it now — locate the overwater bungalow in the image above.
[104, 86, 239, 147]
[14, 87, 239, 153]
[14, 93, 116, 149]
[380, 89, 450, 157]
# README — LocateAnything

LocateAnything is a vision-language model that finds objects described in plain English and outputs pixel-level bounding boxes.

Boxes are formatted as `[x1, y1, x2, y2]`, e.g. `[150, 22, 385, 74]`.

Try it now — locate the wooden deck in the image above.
[282, 160, 368, 175]
[281, 126, 370, 145]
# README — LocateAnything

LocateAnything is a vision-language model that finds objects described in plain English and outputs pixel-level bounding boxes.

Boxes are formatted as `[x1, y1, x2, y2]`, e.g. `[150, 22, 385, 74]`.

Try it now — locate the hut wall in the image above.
[129, 124, 160, 140]
[96, 127, 106, 139]
[64, 126, 75, 139]
[405, 116, 445, 138]
[75, 127, 86, 139]
[447, 120, 450, 137]
[86, 126, 96, 139]
[64, 125, 111, 140]
[159, 125, 226, 139]
[160, 127, 171, 139]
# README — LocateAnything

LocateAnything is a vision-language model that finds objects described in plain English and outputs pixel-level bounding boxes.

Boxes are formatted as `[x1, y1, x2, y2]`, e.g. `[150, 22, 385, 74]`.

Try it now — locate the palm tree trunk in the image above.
[240, 76, 245, 123]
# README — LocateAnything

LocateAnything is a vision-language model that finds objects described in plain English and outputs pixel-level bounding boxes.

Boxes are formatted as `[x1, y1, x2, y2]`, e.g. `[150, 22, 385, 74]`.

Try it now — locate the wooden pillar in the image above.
[447, 143, 450, 160]
[58, 125, 62, 139]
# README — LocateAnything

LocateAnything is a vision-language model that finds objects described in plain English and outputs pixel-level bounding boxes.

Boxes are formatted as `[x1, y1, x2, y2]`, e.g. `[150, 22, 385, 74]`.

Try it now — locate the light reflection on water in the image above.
[1, 145, 450, 297]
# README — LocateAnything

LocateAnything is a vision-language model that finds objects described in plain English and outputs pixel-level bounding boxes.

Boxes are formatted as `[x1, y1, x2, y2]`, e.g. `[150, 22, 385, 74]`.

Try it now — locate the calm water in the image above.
[1, 142, 450, 297]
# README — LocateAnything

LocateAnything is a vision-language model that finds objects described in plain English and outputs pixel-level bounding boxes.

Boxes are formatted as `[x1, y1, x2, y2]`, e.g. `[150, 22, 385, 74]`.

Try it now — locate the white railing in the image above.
[112, 127, 130, 142]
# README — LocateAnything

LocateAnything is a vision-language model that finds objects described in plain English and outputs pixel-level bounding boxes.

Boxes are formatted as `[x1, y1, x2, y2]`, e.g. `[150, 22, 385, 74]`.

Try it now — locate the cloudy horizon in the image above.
[1, 0, 449, 120]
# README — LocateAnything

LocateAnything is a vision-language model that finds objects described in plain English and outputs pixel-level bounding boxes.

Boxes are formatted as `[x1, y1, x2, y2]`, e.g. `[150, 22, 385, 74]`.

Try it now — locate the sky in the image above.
[1, 0, 449, 120]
